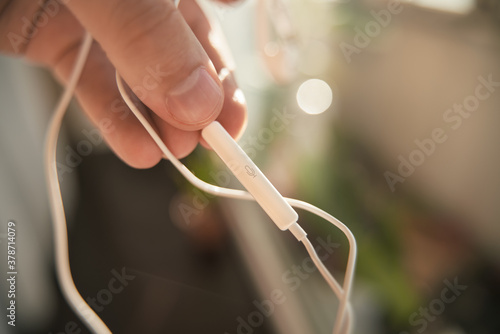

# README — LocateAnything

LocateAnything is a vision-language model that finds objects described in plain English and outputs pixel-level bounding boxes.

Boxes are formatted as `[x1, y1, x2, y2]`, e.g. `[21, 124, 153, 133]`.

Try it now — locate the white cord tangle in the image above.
[44, 32, 112, 334]
[115, 75, 356, 334]
[44, 1, 356, 333]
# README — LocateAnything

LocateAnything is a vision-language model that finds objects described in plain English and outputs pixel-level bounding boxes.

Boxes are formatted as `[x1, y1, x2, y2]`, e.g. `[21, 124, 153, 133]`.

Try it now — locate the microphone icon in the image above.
[245, 165, 257, 178]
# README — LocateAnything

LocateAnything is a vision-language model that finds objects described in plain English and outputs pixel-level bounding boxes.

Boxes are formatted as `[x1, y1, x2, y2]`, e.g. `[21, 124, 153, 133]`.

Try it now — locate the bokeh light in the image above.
[296, 79, 333, 115]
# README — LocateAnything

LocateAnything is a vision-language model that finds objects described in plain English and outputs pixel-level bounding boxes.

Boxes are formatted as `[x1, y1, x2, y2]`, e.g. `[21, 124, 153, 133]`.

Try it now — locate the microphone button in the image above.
[245, 165, 257, 178]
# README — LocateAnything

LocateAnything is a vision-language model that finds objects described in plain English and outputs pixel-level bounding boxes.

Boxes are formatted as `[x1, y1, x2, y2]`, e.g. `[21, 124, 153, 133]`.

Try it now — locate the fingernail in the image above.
[165, 67, 223, 125]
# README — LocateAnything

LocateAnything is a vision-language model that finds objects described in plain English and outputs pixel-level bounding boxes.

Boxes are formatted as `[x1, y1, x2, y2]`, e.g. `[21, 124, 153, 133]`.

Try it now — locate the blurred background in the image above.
[0, 0, 499, 333]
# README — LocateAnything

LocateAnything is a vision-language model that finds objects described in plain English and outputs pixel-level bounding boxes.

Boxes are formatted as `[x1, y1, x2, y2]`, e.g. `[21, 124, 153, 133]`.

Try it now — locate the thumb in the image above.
[66, 0, 224, 131]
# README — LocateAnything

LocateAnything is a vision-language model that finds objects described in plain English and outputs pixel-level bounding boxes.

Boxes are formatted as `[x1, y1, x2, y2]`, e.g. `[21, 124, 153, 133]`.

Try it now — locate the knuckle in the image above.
[109, 0, 177, 55]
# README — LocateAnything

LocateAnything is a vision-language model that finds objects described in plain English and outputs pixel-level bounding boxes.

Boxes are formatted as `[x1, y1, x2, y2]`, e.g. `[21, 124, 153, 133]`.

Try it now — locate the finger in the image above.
[65, 0, 224, 132]
[179, 0, 235, 73]
[212, 68, 247, 140]
[178, 0, 247, 144]
[46, 13, 165, 167]
[151, 113, 200, 159]
[63, 42, 165, 168]
[5, 3, 163, 168]
[213, 0, 243, 4]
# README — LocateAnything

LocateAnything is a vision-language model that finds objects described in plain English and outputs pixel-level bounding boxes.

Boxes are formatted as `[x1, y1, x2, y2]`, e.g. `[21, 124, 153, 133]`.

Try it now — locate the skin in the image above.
[0, 0, 247, 168]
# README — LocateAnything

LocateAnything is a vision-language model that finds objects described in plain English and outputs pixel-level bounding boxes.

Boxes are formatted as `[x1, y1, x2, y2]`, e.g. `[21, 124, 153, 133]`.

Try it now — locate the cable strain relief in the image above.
[288, 222, 307, 242]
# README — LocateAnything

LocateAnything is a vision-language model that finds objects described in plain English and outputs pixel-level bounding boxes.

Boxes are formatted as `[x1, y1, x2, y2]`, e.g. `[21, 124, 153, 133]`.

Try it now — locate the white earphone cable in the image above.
[44, 32, 112, 334]
[44, 3, 356, 333]
[116, 73, 356, 334]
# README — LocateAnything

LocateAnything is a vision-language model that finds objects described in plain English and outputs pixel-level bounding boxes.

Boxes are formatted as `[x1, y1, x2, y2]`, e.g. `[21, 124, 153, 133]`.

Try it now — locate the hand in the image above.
[0, 0, 247, 168]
